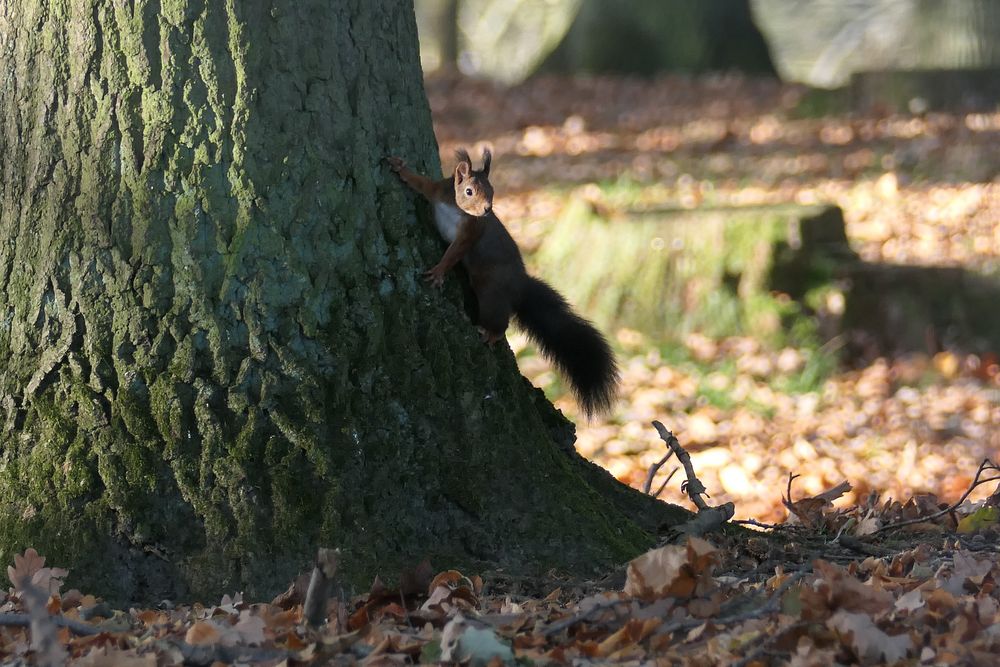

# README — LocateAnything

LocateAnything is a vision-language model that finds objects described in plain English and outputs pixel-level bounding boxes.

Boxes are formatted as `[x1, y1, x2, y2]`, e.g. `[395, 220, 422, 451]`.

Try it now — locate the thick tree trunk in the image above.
[0, 0, 681, 603]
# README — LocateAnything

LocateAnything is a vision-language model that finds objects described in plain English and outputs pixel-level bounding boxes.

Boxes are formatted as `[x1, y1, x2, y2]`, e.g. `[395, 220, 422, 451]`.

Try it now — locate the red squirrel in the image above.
[386, 148, 619, 417]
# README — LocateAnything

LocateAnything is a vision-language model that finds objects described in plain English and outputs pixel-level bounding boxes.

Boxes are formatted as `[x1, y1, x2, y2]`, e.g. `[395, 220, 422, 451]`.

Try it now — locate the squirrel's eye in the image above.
[465, 188, 473, 196]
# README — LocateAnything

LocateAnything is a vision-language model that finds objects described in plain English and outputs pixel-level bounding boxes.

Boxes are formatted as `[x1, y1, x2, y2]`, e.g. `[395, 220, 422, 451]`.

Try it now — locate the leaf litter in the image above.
[9, 503, 1000, 667]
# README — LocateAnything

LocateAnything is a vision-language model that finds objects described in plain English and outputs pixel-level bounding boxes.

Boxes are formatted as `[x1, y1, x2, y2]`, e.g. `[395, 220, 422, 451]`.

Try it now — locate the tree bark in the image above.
[0, 0, 682, 603]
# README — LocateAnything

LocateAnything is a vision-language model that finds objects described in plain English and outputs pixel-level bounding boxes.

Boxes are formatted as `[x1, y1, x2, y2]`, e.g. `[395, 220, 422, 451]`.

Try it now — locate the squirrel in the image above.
[386, 148, 619, 418]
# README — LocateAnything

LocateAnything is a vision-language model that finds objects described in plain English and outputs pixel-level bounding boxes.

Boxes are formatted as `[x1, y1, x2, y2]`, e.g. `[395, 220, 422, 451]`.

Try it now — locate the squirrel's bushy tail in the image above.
[514, 276, 619, 418]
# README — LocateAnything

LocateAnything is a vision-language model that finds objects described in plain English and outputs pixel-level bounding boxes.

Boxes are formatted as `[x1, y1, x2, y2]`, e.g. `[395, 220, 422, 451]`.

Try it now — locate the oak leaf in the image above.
[828, 610, 913, 663]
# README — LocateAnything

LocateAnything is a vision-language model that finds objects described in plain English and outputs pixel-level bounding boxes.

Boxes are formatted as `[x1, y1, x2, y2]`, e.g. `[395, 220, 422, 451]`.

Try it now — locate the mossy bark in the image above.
[0, 1, 682, 603]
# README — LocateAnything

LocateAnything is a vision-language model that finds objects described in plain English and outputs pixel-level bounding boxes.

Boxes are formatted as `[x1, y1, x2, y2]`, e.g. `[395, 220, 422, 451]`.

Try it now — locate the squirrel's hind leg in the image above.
[474, 285, 512, 347]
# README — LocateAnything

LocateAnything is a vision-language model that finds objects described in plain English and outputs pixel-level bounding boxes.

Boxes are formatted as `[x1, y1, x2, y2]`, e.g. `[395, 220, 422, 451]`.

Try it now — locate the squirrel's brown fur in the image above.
[386, 148, 618, 417]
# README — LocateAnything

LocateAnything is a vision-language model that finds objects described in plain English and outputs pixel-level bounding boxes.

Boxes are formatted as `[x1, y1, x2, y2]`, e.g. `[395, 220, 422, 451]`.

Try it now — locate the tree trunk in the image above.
[439, 0, 460, 69]
[0, 0, 682, 603]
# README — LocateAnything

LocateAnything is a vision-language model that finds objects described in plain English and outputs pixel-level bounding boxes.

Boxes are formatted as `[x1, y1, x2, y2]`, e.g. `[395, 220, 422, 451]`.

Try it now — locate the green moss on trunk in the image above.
[0, 0, 682, 603]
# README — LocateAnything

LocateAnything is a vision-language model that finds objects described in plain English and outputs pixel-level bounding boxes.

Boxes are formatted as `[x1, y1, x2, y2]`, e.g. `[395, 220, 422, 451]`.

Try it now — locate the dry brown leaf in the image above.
[75, 648, 157, 667]
[233, 610, 267, 645]
[8, 547, 46, 587]
[7, 548, 67, 595]
[595, 618, 647, 657]
[624, 544, 695, 600]
[271, 571, 312, 609]
[427, 570, 465, 594]
[686, 537, 719, 573]
[894, 589, 924, 613]
[422, 585, 453, 611]
[399, 559, 434, 597]
[804, 560, 895, 617]
[828, 610, 913, 663]
[785, 498, 832, 527]
[814, 481, 852, 503]
[184, 620, 222, 646]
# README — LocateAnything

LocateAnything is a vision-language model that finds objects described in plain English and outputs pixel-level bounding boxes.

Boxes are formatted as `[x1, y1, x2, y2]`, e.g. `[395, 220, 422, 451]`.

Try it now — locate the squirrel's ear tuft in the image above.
[454, 148, 472, 168]
[481, 148, 492, 176]
[455, 160, 470, 181]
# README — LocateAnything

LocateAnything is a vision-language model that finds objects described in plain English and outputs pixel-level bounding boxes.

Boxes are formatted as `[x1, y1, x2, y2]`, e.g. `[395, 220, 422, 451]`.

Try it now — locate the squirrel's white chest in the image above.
[433, 201, 462, 242]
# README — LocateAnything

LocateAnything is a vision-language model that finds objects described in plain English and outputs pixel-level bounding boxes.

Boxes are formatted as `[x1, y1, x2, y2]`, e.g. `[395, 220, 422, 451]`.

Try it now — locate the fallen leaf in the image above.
[957, 506, 999, 533]
[625, 543, 697, 600]
[894, 589, 924, 613]
[440, 614, 514, 666]
[75, 647, 157, 667]
[233, 610, 266, 645]
[8, 547, 46, 587]
[184, 620, 222, 646]
[828, 610, 913, 663]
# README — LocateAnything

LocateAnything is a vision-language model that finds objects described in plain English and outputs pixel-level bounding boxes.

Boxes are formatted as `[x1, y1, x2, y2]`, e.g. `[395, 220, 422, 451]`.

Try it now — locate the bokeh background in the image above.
[413, 0, 1000, 521]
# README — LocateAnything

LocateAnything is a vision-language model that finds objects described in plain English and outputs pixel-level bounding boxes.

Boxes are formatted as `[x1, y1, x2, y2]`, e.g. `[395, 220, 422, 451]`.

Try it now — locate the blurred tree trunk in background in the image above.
[415, 0, 774, 82]
[440, 0, 460, 68]
[0, 0, 679, 603]
[542, 0, 774, 77]
[416, 0, 582, 82]
[416, 0, 461, 70]
[753, 0, 1000, 88]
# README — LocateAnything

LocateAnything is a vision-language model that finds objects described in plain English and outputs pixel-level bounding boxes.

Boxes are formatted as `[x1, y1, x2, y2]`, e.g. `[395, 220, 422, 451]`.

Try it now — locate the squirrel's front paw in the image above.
[385, 156, 406, 173]
[423, 266, 446, 288]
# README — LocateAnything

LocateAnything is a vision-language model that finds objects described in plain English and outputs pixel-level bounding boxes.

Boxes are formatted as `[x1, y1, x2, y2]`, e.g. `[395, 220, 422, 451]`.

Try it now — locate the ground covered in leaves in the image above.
[9, 492, 1000, 666]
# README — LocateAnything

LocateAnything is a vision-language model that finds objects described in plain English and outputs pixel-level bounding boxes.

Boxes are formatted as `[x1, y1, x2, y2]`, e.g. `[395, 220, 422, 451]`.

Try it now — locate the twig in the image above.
[15, 581, 70, 667]
[718, 570, 807, 625]
[304, 548, 339, 627]
[78, 602, 115, 621]
[836, 534, 893, 557]
[732, 620, 812, 667]
[175, 641, 292, 666]
[874, 459, 1000, 534]
[656, 570, 809, 636]
[642, 451, 676, 495]
[0, 612, 99, 636]
[832, 516, 855, 542]
[551, 570, 811, 647]
[399, 590, 413, 628]
[651, 421, 708, 511]
[677, 507, 736, 536]
[651, 421, 735, 532]
[782, 472, 800, 509]
[650, 469, 679, 499]
[542, 597, 624, 636]
[733, 518, 780, 530]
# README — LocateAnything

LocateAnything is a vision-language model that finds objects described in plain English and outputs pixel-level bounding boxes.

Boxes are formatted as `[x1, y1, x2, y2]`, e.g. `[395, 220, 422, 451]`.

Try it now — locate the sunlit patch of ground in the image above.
[428, 72, 1000, 522]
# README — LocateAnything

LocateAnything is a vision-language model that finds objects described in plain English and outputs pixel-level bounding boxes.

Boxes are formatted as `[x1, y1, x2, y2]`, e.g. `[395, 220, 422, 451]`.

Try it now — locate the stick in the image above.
[657, 570, 808, 636]
[0, 612, 99, 637]
[782, 472, 800, 508]
[643, 451, 676, 495]
[651, 421, 709, 510]
[651, 421, 735, 531]
[650, 469, 679, 499]
[874, 459, 1000, 534]
[303, 548, 340, 627]
[15, 581, 70, 667]
[732, 620, 811, 667]
[836, 534, 893, 557]
[733, 518, 780, 530]
[176, 641, 292, 666]
[542, 597, 624, 636]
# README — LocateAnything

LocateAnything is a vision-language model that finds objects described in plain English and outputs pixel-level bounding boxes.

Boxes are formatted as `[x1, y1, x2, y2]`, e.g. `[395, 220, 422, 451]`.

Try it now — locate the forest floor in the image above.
[426, 72, 1000, 525]
[5, 74, 999, 665]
